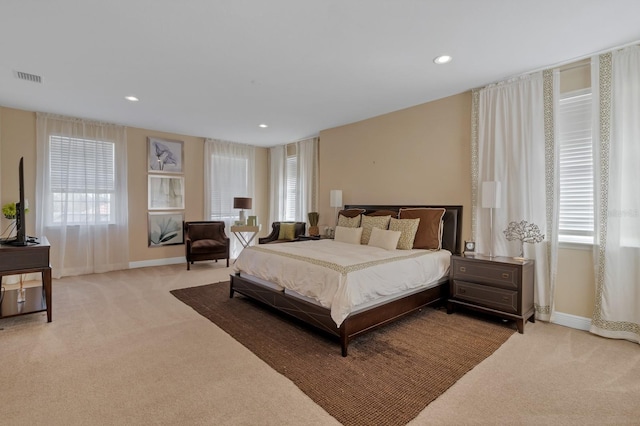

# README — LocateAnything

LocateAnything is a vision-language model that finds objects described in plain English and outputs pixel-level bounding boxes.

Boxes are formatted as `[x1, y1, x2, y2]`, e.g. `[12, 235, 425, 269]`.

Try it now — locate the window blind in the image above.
[557, 90, 594, 243]
[210, 155, 249, 220]
[49, 135, 115, 224]
[285, 155, 297, 221]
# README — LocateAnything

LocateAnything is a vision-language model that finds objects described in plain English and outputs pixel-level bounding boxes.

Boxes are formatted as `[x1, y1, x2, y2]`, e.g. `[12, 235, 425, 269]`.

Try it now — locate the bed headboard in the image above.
[343, 205, 463, 255]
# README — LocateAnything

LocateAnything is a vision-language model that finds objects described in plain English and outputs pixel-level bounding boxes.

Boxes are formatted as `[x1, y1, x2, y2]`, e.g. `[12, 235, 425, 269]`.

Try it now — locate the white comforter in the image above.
[233, 240, 451, 327]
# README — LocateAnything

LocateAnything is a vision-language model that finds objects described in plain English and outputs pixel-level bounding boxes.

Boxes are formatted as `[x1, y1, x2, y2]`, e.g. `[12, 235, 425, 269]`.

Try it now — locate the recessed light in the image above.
[433, 55, 452, 65]
[259, 124, 268, 128]
[125, 96, 139, 102]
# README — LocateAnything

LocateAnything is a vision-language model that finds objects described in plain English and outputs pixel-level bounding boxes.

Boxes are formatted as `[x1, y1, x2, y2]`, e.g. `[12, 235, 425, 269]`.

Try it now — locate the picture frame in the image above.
[148, 137, 184, 173]
[148, 212, 184, 247]
[148, 175, 185, 210]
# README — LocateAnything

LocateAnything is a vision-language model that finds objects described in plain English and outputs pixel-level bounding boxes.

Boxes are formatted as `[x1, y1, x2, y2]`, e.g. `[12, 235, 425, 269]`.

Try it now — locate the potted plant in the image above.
[308, 212, 320, 236]
[2, 202, 28, 220]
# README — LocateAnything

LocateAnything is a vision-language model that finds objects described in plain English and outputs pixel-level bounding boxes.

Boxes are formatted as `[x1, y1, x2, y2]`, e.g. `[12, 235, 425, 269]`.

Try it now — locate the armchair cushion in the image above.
[259, 221, 306, 244]
[278, 223, 297, 240]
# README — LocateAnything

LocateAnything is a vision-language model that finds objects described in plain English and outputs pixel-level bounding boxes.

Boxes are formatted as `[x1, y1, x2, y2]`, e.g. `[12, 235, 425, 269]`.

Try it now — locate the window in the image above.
[557, 90, 594, 244]
[49, 135, 115, 225]
[209, 154, 250, 221]
[285, 155, 297, 221]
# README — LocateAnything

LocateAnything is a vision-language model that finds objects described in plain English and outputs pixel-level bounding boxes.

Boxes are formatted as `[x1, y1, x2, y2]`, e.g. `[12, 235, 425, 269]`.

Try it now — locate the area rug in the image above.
[171, 281, 515, 426]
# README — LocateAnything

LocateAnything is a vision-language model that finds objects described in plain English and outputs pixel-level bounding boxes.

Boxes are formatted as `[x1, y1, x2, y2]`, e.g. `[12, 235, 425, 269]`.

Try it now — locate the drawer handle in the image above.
[460, 266, 466, 272]
[502, 296, 510, 301]
[502, 273, 509, 279]
[459, 288, 466, 294]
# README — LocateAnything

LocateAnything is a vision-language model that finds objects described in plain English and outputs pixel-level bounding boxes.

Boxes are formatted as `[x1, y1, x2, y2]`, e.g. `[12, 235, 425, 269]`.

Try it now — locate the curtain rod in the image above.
[514, 39, 640, 77]
[480, 39, 640, 89]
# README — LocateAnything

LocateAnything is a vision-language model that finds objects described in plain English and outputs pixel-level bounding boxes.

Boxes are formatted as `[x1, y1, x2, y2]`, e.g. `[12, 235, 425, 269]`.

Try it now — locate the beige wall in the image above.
[0, 106, 269, 265]
[319, 92, 473, 239]
[318, 87, 596, 320]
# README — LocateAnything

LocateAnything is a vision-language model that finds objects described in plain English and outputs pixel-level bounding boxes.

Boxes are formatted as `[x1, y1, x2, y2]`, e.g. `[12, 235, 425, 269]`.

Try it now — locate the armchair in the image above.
[185, 221, 230, 270]
[259, 222, 306, 244]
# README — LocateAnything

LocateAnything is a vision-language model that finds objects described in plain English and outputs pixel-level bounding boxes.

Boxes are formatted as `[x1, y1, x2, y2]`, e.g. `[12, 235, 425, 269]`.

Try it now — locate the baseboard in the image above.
[129, 256, 186, 269]
[551, 311, 592, 331]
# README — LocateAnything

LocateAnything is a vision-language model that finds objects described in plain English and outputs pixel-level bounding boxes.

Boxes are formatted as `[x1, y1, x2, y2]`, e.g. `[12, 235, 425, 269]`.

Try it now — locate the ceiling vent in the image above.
[15, 71, 42, 83]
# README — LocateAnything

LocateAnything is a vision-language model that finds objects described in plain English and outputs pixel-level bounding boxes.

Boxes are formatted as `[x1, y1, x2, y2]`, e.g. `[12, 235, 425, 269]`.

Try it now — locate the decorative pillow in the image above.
[338, 208, 366, 218]
[368, 227, 401, 251]
[334, 226, 363, 245]
[360, 215, 391, 245]
[398, 208, 446, 249]
[367, 209, 398, 218]
[337, 214, 362, 228]
[278, 222, 296, 240]
[388, 217, 420, 250]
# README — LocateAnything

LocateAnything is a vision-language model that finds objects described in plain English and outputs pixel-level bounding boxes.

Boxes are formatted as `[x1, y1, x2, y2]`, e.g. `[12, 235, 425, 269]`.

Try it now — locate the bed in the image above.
[229, 205, 463, 356]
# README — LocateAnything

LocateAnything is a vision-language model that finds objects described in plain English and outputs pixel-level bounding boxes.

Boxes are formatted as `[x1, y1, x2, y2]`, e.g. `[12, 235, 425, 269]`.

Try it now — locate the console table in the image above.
[0, 236, 52, 322]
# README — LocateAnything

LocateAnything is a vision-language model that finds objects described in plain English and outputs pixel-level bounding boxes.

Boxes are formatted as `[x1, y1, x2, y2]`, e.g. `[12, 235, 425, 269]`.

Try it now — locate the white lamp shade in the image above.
[481, 181, 501, 209]
[330, 189, 343, 208]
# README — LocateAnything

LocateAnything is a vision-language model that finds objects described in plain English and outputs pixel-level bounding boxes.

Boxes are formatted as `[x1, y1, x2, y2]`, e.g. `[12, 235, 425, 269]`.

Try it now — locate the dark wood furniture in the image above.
[0, 236, 52, 322]
[185, 221, 230, 270]
[230, 205, 462, 356]
[258, 222, 306, 244]
[447, 254, 535, 333]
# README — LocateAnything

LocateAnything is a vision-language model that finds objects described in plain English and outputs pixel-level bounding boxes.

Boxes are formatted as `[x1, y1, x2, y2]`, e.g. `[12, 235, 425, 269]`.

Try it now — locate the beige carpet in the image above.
[1, 263, 640, 425]
[171, 282, 514, 426]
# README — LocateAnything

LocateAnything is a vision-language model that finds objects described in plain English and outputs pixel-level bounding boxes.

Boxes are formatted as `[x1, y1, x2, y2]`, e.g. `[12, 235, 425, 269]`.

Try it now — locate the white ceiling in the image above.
[1, 1, 639, 147]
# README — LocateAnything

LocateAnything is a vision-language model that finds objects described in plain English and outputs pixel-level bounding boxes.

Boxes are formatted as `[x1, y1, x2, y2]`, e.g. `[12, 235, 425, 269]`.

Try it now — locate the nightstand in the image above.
[447, 254, 535, 333]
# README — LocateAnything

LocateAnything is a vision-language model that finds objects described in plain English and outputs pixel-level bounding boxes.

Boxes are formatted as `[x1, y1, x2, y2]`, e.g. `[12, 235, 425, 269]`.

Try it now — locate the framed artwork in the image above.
[148, 137, 184, 173]
[148, 175, 185, 210]
[148, 212, 184, 247]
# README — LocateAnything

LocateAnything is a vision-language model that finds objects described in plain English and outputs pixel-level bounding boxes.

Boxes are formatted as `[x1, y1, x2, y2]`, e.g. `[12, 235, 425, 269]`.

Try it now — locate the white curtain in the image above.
[295, 137, 318, 220]
[473, 72, 557, 321]
[204, 138, 255, 259]
[268, 137, 318, 224]
[268, 144, 286, 223]
[590, 47, 640, 343]
[35, 113, 129, 278]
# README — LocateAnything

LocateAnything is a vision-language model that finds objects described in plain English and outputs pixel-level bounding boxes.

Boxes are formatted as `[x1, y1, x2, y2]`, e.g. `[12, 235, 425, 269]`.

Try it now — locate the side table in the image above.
[447, 254, 535, 333]
[230, 225, 261, 260]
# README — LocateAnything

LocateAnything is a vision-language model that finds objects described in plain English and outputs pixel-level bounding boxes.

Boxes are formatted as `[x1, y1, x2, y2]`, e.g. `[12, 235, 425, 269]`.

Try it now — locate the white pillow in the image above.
[368, 227, 401, 251]
[334, 226, 363, 245]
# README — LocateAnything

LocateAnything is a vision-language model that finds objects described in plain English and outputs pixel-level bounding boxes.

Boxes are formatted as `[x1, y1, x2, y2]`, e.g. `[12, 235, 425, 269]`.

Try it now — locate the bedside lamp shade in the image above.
[481, 181, 501, 209]
[329, 190, 342, 208]
[234, 197, 252, 224]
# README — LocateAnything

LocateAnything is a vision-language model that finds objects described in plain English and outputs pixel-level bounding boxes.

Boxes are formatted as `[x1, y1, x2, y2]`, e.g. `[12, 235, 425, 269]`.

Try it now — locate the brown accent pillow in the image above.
[338, 208, 366, 218]
[367, 209, 398, 218]
[398, 208, 446, 250]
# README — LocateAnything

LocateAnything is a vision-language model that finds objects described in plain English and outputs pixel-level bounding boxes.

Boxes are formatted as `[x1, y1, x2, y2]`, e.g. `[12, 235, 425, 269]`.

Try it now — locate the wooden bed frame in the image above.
[229, 205, 463, 356]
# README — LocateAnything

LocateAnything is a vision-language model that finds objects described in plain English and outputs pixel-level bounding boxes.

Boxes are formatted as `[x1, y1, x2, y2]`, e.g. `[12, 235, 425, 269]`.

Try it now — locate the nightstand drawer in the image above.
[451, 280, 518, 313]
[451, 259, 519, 290]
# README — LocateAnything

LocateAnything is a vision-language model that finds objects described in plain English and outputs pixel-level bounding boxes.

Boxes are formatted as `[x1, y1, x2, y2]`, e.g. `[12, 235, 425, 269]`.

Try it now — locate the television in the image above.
[3, 157, 32, 246]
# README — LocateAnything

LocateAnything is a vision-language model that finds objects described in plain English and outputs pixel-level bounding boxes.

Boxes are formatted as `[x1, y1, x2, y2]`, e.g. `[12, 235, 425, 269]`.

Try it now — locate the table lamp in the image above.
[330, 189, 342, 224]
[233, 197, 252, 225]
[481, 181, 501, 258]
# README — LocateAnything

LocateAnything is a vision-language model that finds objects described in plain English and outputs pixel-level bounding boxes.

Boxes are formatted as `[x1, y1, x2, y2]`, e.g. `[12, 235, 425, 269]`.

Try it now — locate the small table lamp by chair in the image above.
[234, 197, 252, 225]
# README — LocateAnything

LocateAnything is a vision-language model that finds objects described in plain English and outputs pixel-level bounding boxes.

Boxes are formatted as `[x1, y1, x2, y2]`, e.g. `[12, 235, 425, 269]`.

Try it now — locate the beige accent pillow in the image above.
[334, 226, 363, 245]
[389, 217, 420, 250]
[337, 214, 362, 228]
[360, 215, 391, 245]
[368, 227, 401, 251]
[398, 208, 446, 249]
[278, 223, 296, 240]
